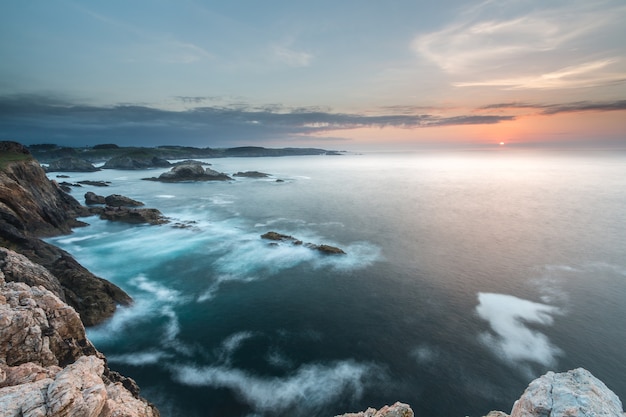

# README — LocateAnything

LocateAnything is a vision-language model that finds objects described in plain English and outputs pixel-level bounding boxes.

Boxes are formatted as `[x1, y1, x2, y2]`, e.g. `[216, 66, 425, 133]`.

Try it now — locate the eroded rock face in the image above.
[0, 250, 159, 417]
[509, 368, 624, 417]
[336, 402, 414, 417]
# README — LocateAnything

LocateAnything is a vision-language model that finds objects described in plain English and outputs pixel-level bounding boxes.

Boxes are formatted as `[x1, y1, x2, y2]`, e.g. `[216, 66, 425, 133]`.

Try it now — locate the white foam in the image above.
[172, 360, 377, 413]
[156, 194, 176, 199]
[476, 292, 563, 368]
[130, 275, 181, 302]
[411, 344, 439, 365]
[217, 331, 256, 363]
[107, 350, 171, 366]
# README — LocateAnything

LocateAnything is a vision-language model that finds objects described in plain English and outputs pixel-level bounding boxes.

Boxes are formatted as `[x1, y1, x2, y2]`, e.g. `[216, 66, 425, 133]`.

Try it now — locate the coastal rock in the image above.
[0, 267, 159, 416]
[84, 191, 106, 205]
[0, 142, 88, 236]
[0, 142, 132, 326]
[336, 402, 413, 417]
[78, 180, 110, 187]
[509, 368, 624, 417]
[261, 231, 346, 255]
[143, 163, 232, 182]
[45, 157, 99, 173]
[172, 159, 211, 166]
[93, 206, 168, 225]
[102, 153, 171, 170]
[233, 170, 270, 178]
[104, 194, 144, 207]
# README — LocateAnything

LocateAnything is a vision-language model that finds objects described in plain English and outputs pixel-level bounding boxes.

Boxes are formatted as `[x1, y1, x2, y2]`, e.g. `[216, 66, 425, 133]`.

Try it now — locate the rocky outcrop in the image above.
[233, 171, 270, 178]
[102, 153, 171, 170]
[508, 368, 624, 417]
[78, 180, 110, 187]
[45, 157, 99, 173]
[84, 191, 106, 205]
[261, 231, 346, 255]
[0, 250, 159, 417]
[336, 402, 413, 417]
[104, 194, 144, 207]
[143, 163, 232, 182]
[90, 206, 169, 225]
[0, 142, 132, 326]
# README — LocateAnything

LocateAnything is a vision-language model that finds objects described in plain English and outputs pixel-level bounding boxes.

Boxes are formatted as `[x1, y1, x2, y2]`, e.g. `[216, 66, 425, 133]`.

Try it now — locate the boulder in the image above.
[233, 171, 270, 178]
[143, 163, 232, 182]
[261, 231, 346, 255]
[509, 368, 624, 417]
[336, 402, 413, 417]
[45, 157, 99, 172]
[104, 194, 144, 207]
[84, 191, 106, 205]
[78, 180, 110, 187]
[92, 206, 168, 225]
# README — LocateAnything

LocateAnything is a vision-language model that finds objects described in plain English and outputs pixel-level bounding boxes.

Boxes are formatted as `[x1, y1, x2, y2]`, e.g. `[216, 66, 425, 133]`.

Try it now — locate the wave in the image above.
[171, 360, 379, 414]
[475, 292, 562, 371]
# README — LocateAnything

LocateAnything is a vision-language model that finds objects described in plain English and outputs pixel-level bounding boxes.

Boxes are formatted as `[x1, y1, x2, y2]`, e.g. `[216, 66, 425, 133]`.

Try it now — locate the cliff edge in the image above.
[0, 141, 131, 326]
[0, 247, 158, 416]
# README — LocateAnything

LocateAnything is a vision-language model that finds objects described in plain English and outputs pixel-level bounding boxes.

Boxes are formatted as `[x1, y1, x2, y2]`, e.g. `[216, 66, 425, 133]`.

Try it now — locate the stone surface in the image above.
[91, 206, 169, 225]
[45, 157, 99, 173]
[143, 163, 232, 182]
[0, 257, 159, 416]
[261, 231, 346, 255]
[84, 192, 106, 205]
[233, 170, 270, 178]
[336, 402, 414, 417]
[104, 194, 144, 207]
[509, 368, 624, 417]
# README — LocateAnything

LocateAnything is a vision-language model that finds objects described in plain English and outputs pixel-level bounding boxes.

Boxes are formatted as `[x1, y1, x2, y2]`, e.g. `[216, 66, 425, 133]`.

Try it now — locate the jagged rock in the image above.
[233, 171, 270, 178]
[143, 163, 232, 182]
[0, 247, 64, 303]
[261, 231, 346, 255]
[84, 191, 106, 205]
[102, 153, 171, 170]
[508, 368, 624, 417]
[45, 157, 99, 173]
[0, 256, 159, 416]
[0, 144, 88, 237]
[336, 402, 413, 417]
[78, 180, 110, 187]
[104, 194, 144, 207]
[93, 206, 168, 225]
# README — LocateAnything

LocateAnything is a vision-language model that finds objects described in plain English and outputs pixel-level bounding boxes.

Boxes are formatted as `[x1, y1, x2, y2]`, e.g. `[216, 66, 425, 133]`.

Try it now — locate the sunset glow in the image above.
[0, 1, 624, 149]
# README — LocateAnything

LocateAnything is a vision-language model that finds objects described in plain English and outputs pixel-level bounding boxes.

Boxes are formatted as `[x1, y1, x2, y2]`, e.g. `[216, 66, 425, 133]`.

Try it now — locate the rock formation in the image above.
[0, 248, 159, 417]
[336, 402, 413, 417]
[261, 231, 346, 254]
[508, 368, 624, 417]
[90, 206, 169, 225]
[0, 142, 131, 326]
[143, 162, 232, 182]
[102, 153, 171, 170]
[233, 170, 270, 178]
[45, 157, 99, 172]
[104, 194, 144, 207]
[84, 191, 106, 205]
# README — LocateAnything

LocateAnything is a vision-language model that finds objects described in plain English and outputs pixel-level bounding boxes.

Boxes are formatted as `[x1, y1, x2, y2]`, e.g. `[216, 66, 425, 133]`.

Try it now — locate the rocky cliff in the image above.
[0, 141, 131, 326]
[0, 247, 159, 417]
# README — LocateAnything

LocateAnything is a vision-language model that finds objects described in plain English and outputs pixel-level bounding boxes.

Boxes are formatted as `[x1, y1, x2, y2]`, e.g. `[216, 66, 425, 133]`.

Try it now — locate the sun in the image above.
[499, 141, 505, 146]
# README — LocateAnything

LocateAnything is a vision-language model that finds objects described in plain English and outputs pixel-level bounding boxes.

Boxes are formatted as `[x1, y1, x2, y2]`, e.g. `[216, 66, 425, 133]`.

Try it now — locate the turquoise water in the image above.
[48, 150, 626, 417]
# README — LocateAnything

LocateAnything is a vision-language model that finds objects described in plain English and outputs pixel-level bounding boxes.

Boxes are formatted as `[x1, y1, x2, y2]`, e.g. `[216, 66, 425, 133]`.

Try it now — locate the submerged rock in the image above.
[233, 170, 271, 178]
[78, 180, 110, 187]
[261, 231, 346, 255]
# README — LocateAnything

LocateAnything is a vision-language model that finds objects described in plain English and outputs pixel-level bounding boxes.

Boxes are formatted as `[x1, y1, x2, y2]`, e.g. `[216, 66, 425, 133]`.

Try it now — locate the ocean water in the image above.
[47, 150, 626, 417]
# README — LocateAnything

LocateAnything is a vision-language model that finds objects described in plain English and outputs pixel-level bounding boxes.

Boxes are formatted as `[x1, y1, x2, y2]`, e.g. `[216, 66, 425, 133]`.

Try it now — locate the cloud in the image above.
[0, 94, 513, 146]
[272, 45, 313, 68]
[476, 292, 562, 371]
[480, 99, 626, 115]
[413, 1, 626, 90]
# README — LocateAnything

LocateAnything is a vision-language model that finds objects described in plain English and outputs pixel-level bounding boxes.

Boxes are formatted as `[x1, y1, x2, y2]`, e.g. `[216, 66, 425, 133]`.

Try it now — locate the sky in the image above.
[1, 0, 625, 150]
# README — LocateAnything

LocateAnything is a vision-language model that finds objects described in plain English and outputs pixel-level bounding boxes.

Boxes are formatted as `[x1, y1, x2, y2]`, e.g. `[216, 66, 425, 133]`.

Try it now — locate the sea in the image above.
[46, 149, 626, 417]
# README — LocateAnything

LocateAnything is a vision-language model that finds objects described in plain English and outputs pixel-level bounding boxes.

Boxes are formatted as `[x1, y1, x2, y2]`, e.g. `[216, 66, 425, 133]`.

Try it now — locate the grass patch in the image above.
[0, 153, 33, 170]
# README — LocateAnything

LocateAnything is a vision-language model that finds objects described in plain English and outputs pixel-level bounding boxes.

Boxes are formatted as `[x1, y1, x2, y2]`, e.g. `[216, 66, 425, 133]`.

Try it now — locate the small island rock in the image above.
[144, 163, 232, 182]
[233, 171, 271, 178]
[84, 191, 106, 205]
[45, 157, 99, 172]
[104, 194, 144, 207]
